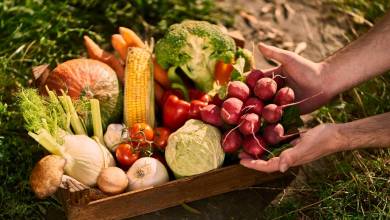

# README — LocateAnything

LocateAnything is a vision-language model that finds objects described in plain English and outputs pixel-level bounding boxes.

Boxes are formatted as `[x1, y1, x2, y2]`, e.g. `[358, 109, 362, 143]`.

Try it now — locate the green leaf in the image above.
[167, 67, 189, 100]
[230, 57, 246, 81]
[266, 143, 292, 160]
[280, 106, 304, 132]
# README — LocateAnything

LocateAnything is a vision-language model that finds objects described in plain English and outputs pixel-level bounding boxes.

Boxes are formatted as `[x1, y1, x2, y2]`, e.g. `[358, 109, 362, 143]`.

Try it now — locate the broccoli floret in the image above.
[155, 20, 236, 92]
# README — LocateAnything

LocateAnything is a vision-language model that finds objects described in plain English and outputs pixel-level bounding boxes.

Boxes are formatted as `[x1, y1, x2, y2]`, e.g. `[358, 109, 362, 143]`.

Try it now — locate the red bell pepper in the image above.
[163, 95, 191, 131]
[215, 60, 234, 85]
[161, 89, 184, 106]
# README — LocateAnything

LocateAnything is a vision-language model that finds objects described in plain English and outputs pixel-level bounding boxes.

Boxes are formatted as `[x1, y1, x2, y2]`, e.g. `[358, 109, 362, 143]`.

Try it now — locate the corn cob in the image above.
[124, 47, 155, 128]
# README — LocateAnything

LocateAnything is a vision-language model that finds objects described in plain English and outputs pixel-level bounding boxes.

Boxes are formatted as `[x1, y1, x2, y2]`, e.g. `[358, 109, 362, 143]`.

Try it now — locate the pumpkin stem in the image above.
[32, 64, 51, 89]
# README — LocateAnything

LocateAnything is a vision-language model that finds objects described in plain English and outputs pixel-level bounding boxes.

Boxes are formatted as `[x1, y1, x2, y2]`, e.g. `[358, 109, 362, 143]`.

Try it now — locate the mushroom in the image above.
[30, 155, 66, 199]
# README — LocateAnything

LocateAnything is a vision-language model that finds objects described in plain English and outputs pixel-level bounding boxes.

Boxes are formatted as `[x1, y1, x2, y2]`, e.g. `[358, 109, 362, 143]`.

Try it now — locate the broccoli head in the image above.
[155, 20, 236, 92]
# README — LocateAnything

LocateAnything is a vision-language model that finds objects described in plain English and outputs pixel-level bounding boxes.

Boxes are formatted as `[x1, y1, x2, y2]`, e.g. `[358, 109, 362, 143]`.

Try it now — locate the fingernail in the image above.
[279, 163, 288, 173]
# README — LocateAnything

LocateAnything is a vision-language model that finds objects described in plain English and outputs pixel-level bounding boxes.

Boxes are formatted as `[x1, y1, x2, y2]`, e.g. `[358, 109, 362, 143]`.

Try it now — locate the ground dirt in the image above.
[48, 1, 351, 219]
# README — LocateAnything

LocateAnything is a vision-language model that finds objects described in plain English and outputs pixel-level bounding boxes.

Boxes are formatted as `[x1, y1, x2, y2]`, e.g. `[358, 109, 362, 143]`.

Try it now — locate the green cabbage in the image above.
[165, 119, 225, 178]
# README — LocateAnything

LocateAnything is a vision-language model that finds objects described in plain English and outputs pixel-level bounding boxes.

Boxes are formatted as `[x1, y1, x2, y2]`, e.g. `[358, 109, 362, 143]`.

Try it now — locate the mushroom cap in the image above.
[30, 155, 66, 199]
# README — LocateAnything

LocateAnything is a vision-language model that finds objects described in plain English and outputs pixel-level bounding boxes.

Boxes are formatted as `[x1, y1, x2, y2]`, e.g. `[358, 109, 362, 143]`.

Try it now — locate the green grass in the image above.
[263, 1, 390, 219]
[0, 0, 231, 218]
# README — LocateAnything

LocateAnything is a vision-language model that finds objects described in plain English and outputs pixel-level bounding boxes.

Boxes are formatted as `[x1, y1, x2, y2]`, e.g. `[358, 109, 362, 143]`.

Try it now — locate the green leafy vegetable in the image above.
[280, 106, 304, 132]
[165, 119, 225, 178]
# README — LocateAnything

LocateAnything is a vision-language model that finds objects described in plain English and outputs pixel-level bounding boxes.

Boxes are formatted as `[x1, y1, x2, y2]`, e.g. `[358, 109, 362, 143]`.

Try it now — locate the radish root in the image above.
[251, 125, 274, 158]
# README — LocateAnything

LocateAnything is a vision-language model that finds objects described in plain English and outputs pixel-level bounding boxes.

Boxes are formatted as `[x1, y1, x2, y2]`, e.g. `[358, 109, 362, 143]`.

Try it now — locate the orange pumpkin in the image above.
[43, 58, 122, 131]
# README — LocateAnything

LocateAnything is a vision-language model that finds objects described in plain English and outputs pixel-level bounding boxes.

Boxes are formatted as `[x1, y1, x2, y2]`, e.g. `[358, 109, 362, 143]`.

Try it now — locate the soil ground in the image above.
[48, 0, 350, 219]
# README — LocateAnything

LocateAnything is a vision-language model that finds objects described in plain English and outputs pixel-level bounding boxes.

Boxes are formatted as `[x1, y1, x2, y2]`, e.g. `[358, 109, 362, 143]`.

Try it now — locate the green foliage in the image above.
[280, 106, 304, 132]
[0, 0, 232, 218]
[330, 0, 390, 24]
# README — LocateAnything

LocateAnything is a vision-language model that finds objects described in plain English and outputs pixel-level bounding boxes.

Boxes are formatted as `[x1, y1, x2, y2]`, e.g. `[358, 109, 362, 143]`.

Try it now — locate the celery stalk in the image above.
[28, 129, 63, 156]
[65, 96, 86, 135]
[47, 88, 73, 134]
[58, 96, 73, 134]
[90, 99, 104, 144]
[59, 95, 86, 135]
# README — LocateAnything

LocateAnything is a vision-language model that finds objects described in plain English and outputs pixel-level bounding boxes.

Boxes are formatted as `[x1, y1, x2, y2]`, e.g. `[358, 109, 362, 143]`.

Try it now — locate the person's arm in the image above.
[240, 112, 390, 173]
[323, 11, 390, 101]
[258, 11, 390, 114]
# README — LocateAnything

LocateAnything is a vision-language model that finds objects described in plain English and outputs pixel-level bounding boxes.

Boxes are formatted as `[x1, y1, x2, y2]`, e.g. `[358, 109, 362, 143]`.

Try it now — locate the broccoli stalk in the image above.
[155, 20, 236, 92]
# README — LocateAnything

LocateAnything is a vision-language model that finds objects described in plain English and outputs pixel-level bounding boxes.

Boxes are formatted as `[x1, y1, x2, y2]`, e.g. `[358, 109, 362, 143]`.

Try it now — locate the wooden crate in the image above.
[57, 164, 297, 220]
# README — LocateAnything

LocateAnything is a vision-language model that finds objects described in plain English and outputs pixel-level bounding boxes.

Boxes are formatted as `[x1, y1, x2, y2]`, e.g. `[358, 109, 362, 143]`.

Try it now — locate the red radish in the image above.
[227, 81, 250, 101]
[273, 75, 285, 89]
[242, 135, 267, 158]
[262, 104, 283, 123]
[246, 69, 264, 89]
[221, 98, 243, 125]
[200, 104, 223, 126]
[262, 92, 323, 123]
[243, 97, 264, 115]
[239, 113, 260, 136]
[274, 87, 295, 105]
[254, 77, 277, 100]
[263, 123, 299, 145]
[221, 130, 242, 153]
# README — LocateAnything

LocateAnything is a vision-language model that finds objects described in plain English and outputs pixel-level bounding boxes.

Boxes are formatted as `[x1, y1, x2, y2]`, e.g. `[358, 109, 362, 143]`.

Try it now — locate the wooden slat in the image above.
[64, 165, 296, 220]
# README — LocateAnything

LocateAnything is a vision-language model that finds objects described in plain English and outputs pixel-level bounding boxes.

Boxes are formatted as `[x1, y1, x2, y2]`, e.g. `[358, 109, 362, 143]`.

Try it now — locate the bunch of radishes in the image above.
[200, 69, 303, 158]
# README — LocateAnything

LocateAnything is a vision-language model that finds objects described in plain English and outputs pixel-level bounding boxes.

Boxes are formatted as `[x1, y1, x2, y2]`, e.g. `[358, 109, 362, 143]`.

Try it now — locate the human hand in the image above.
[239, 123, 346, 173]
[258, 43, 329, 114]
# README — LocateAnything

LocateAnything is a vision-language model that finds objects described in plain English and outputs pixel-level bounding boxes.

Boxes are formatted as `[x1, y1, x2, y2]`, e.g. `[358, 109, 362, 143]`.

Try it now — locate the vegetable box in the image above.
[56, 164, 297, 219]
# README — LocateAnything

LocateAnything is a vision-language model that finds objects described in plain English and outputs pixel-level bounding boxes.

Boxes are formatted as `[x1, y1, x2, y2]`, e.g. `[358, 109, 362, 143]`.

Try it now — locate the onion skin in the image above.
[127, 157, 169, 191]
[97, 167, 128, 195]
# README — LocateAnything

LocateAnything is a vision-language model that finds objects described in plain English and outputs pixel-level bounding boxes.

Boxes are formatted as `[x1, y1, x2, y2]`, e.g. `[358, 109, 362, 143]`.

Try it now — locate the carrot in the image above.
[111, 34, 128, 61]
[119, 27, 145, 48]
[153, 57, 170, 89]
[83, 36, 125, 83]
[154, 82, 165, 106]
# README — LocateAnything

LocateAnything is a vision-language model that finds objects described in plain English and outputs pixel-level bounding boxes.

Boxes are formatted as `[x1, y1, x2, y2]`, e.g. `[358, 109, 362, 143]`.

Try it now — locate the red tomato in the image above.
[153, 127, 171, 150]
[115, 143, 140, 169]
[200, 94, 211, 103]
[189, 100, 208, 120]
[129, 123, 154, 147]
[188, 89, 211, 103]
